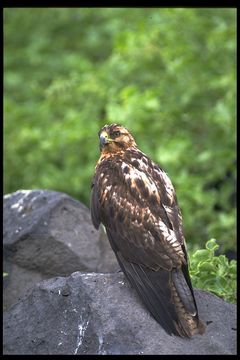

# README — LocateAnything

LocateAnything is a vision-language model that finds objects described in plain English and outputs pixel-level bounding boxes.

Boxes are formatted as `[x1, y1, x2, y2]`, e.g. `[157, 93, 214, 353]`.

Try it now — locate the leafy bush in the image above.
[4, 8, 236, 253]
[189, 239, 236, 304]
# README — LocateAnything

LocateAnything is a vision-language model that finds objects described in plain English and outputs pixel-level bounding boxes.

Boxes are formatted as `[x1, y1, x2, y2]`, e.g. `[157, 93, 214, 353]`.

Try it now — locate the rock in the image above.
[3, 260, 49, 311]
[3, 272, 236, 355]
[3, 190, 118, 310]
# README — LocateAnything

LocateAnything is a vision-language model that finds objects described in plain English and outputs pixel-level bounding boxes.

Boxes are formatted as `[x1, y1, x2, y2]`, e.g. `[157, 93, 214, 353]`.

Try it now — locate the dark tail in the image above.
[116, 251, 205, 337]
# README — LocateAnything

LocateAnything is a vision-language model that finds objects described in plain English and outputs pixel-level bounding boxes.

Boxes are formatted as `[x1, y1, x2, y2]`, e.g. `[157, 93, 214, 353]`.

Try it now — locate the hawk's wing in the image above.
[91, 150, 186, 271]
[91, 149, 204, 337]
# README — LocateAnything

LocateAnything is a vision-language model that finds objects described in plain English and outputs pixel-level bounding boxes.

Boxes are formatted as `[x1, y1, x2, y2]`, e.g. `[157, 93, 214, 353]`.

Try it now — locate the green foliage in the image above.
[4, 9, 236, 253]
[189, 239, 236, 304]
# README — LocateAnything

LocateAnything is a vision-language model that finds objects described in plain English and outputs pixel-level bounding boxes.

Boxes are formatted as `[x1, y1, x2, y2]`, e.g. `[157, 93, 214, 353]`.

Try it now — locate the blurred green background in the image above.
[4, 8, 236, 254]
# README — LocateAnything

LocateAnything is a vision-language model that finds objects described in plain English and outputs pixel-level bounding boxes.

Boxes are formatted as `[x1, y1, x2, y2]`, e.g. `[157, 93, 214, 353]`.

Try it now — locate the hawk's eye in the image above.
[112, 131, 121, 138]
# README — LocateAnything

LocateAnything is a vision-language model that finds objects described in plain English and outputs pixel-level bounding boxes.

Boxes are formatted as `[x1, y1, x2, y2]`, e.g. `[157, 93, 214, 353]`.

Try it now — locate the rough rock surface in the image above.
[3, 272, 236, 355]
[3, 260, 49, 311]
[3, 190, 118, 310]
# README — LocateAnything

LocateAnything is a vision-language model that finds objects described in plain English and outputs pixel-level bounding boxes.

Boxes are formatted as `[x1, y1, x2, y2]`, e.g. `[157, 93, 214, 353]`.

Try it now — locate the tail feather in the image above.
[117, 251, 180, 336]
[171, 269, 197, 316]
[116, 251, 205, 337]
[106, 229, 205, 337]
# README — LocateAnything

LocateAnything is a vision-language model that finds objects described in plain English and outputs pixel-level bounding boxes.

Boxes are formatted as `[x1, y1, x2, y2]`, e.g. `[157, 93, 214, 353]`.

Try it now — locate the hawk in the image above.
[91, 124, 206, 337]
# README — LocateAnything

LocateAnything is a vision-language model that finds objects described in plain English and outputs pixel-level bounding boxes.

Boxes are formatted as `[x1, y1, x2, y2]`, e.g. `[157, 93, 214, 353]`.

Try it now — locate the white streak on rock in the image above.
[74, 309, 89, 355]
[98, 334, 107, 355]
[10, 190, 34, 214]
[11, 203, 23, 212]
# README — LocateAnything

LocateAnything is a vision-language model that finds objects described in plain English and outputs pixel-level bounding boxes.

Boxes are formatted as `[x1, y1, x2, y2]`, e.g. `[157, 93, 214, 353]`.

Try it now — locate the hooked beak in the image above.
[99, 131, 112, 148]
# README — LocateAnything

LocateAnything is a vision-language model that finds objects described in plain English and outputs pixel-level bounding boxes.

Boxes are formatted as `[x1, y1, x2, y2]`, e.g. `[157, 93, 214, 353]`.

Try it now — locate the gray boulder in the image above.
[3, 272, 236, 355]
[3, 190, 118, 310]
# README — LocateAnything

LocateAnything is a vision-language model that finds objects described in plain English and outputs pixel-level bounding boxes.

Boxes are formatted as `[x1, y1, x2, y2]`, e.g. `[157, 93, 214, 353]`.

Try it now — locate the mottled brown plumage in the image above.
[91, 124, 206, 337]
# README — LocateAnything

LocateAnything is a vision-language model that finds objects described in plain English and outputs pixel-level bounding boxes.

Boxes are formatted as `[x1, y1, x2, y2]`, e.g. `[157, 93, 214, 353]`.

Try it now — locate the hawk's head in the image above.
[98, 124, 137, 153]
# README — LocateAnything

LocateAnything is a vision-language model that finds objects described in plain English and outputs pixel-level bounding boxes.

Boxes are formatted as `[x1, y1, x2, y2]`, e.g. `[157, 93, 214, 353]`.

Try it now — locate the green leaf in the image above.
[192, 249, 210, 261]
[205, 238, 219, 252]
[190, 239, 236, 304]
[197, 262, 216, 272]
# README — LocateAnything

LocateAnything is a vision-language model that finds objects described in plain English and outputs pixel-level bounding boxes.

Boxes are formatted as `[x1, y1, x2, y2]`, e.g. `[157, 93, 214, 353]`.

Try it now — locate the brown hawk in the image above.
[91, 124, 206, 337]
